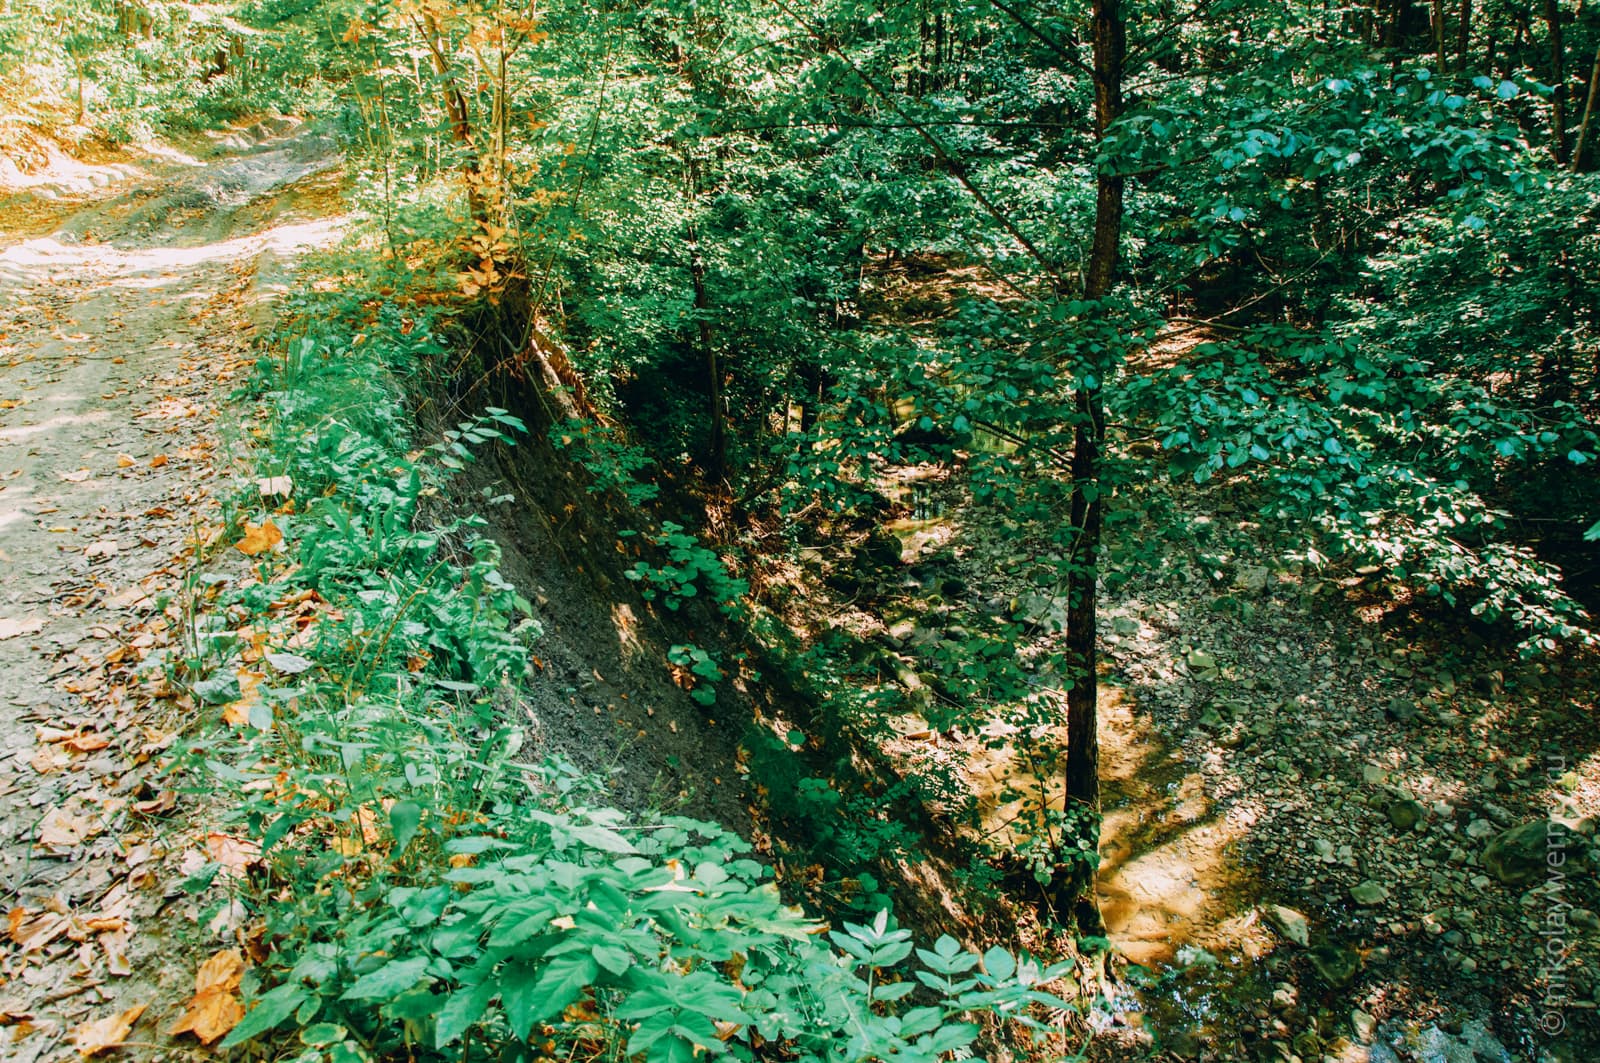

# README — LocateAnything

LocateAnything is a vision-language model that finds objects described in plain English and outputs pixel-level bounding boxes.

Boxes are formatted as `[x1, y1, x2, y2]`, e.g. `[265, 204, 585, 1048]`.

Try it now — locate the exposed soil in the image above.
[0, 122, 340, 1061]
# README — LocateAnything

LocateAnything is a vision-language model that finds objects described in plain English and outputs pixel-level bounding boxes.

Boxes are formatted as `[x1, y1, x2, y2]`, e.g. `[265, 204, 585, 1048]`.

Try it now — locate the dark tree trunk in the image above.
[685, 216, 727, 483]
[1546, 0, 1569, 162]
[1056, 0, 1124, 932]
[1457, 0, 1472, 69]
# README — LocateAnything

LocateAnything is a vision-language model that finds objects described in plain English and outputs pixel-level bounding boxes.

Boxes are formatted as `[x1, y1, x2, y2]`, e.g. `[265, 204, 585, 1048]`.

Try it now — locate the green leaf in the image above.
[435, 980, 497, 1047]
[221, 984, 309, 1047]
[593, 943, 633, 976]
[342, 955, 431, 1001]
[390, 801, 423, 855]
[983, 946, 1016, 981]
[505, 955, 597, 1040]
[299, 1023, 348, 1048]
[570, 824, 637, 854]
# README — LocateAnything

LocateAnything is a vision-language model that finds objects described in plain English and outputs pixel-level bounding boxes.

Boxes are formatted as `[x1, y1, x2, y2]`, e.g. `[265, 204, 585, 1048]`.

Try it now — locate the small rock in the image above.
[1362, 764, 1388, 785]
[1385, 697, 1419, 723]
[1481, 801, 1515, 826]
[1263, 904, 1311, 947]
[1351, 1009, 1376, 1043]
[1351, 881, 1389, 906]
[1465, 818, 1495, 840]
[1308, 944, 1361, 988]
[1570, 908, 1600, 932]
[1388, 799, 1427, 832]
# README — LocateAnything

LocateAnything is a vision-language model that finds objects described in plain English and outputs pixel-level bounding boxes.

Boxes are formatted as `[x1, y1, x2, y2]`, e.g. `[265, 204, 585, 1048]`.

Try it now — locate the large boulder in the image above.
[855, 528, 904, 571]
[1481, 819, 1557, 887]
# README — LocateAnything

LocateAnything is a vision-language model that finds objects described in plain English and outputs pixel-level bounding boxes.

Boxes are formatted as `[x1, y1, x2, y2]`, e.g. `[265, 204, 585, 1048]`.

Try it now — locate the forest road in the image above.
[0, 124, 340, 1061]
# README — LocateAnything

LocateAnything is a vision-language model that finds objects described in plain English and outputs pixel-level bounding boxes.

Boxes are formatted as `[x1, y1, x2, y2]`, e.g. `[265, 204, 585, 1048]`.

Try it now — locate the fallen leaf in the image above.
[148, 454, 167, 468]
[256, 475, 293, 497]
[37, 807, 100, 850]
[115, 454, 136, 468]
[234, 520, 283, 557]
[0, 617, 45, 640]
[7, 907, 69, 951]
[59, 469, 93, 483]
[168, 949, 245, 1044]
[101, 929, 132, 977]
[132, 791, 177, 816]
[205, 833, 259, 877]
[29, 748, 70, 774]
[72, 1005, 145, 1056]
[61, 732, 110, 753]
[84, 540, 118, 560]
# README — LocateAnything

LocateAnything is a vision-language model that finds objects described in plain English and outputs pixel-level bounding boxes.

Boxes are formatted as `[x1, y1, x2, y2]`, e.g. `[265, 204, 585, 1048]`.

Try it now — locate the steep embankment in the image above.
[0, 122, 340, 1062]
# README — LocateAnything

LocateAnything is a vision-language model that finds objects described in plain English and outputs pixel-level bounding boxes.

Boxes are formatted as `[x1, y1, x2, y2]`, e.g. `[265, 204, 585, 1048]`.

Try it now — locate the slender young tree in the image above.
[1573, 39, 1600, 170]
[1059, 0, 1124, 928]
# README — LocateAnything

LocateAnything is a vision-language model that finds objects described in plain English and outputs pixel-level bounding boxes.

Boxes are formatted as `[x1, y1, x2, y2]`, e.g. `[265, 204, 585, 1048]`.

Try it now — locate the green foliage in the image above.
[186, 250, 1085, 1060]
[626, 522, 749, 617]
[667, 643, 724, 706]
[552, 417, 662, 505]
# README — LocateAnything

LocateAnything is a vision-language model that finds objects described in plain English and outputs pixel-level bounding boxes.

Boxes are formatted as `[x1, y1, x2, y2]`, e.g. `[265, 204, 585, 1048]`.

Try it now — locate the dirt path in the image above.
[0, 125, 339, 1061]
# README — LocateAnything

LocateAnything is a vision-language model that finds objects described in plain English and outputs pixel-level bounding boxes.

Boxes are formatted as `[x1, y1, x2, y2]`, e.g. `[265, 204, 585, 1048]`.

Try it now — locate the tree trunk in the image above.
[684, 157, 727, 482]
[1573, 40, 1600, 171]
[1456, 0, 1472, 70]
[412, 13, 486, 223]
[689, 234, 727, 483]
[1546, 0, 1569, 163]
[1057, 0, 1124, 932]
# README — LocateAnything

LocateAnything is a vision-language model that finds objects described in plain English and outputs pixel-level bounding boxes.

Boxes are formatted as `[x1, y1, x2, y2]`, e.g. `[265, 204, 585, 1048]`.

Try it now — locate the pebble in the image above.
[1350, 881, 1389, 906]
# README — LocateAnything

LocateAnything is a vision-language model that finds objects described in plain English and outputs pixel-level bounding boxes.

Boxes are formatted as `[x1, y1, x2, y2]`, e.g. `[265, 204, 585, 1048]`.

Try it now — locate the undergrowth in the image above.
[180, 248, 1087, 1062]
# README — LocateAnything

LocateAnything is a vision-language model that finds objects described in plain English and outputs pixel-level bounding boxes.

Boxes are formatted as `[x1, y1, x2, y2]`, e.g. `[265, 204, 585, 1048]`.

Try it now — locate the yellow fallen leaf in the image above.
[72, 1004, 145, 1056]
[7, 907, 69, 951]
[115, 454, 136, 468]
[61, 732, 110, 753]
[235, 520, 283, 557]
[102, 929, 133, 977]
[168, 949, 246, 1044]
[221, 669, 264, 728]
[148, 454, 167, 468]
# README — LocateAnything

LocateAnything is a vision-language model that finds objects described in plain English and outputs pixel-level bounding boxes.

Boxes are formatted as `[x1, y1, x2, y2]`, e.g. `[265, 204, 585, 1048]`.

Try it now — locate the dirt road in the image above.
[0, 124, 339, 1061]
